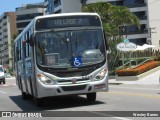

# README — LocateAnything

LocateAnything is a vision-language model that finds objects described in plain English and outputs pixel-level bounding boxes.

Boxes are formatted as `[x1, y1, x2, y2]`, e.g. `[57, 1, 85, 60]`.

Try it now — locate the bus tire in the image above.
[34, 97, 43, 107]
[22, 91, 29, 100]
[86, 92, 96, 102]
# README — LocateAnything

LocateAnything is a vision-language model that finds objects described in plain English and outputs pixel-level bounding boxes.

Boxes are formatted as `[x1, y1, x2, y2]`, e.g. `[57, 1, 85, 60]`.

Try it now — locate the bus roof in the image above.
[35, 12, 100, 20]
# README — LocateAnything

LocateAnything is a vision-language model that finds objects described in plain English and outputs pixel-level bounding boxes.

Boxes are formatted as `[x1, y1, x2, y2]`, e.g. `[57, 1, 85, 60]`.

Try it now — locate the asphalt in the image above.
[109, 69, 160, 85]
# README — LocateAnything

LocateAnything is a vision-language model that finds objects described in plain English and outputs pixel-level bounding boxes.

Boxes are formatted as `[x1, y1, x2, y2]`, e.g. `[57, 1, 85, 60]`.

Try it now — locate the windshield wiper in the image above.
[51, 29, 68, 42]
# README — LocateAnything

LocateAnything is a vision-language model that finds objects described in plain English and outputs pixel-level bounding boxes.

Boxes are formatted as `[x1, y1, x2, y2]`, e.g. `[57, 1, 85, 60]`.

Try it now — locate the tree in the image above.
[82, 2, 140, 37]
[11, 33, 18, 57]
[110, 5, 140, 37]
[82, 2, 140, 72]
[9, 33, 18, 75]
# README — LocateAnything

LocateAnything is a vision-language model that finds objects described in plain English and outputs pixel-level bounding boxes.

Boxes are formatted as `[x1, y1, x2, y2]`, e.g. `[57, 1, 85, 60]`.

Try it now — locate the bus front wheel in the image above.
[86, 92, 96, 102]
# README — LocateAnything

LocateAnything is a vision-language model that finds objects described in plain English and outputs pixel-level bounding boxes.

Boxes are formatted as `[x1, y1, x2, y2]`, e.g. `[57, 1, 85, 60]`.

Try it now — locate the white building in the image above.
[83, 0, 150, 46]
[16, 3, 45, 34]
[0, 12, 17, 68]
[43, 0, 160, 49]
[148, 0, 160, 50]
[44, 0, 82, 14]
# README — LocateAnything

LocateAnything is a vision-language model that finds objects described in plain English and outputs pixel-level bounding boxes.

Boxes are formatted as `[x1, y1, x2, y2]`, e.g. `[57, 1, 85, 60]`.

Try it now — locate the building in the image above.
[44, 0, 82, 14]
[16, 2, 45, 34]
[0, 12, 17, 68]
[82, 0, 150, 46]
[44, 0, 150, 46]
[44, 0, 54, 14]
[147, 0, 160, 50]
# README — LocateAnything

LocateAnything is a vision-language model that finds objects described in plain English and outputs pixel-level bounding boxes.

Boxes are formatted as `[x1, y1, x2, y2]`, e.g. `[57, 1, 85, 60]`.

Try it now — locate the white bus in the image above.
[14, 13, 109, 106]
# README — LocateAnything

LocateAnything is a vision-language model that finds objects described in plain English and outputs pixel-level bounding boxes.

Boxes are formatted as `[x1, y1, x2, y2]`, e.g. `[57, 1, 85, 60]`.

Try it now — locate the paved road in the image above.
[0, 78, 160, 120]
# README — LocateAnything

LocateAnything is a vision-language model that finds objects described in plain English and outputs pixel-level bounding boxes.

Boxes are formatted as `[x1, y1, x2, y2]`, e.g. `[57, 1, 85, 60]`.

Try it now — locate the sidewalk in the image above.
[109, 69, 160, 85]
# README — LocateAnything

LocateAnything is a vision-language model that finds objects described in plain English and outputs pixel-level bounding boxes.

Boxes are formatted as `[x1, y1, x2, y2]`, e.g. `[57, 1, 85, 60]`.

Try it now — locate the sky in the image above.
[0, 0, 43, 15]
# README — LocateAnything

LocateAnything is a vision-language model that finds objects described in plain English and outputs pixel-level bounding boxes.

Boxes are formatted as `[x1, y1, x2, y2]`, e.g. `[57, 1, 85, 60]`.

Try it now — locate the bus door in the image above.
[14, 44, 22, 90]
[22, 42, 29, 95]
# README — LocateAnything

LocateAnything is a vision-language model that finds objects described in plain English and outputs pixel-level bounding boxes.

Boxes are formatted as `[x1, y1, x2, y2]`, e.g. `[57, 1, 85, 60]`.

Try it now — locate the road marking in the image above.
[90, 111, 132, 120]
[105, 91, 160, 99]
[0, 91, 6, 94]
[0, 84, 16, 87]
[113, 117, 132, 120]
[110, 86, 160, 91]
[1, 85, 9, 87]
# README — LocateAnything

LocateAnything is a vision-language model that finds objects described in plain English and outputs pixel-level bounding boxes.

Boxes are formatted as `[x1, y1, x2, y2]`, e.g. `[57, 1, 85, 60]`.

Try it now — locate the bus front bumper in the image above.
[37, 79, 108, 98]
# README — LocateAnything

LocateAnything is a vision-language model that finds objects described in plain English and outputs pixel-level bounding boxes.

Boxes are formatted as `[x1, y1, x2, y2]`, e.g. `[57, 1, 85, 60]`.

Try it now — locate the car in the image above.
[0, 65, 6, 84]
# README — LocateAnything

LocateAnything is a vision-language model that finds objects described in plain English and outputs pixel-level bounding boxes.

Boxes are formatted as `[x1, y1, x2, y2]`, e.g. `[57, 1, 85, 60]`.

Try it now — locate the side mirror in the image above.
[22, 35, 34, 46]
[29, 36, 34, 46]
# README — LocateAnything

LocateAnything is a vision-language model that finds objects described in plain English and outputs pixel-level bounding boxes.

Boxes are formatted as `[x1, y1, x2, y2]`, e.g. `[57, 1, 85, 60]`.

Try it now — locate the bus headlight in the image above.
[37, 74, 55, 85]
[94, 68, 108, 80]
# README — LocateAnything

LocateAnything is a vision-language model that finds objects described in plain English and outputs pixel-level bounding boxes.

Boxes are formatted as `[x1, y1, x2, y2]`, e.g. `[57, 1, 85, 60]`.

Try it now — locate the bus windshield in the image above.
[35, 29, 105, 68]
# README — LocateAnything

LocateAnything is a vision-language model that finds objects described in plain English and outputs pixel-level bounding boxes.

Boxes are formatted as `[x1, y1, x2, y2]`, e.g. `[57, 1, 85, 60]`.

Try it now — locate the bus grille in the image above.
[57, 78, 90, 83]
[61, 85, 86, 91]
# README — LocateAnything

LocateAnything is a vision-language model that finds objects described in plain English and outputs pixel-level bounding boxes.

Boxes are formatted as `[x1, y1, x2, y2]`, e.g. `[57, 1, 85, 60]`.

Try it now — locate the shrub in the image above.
[154, 56, 160, 61]
[116, 61, 160, 76]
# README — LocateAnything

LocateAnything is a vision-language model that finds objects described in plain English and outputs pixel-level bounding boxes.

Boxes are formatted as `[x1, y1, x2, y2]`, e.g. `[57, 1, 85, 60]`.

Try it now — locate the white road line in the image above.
[0, 91, 7, 94]
[110, 86, 160, 91]
[0, 85, 9, 87]
[113, 117, 132, 120]
[0, 84, 16, 87]
[89, 111, 132, 120]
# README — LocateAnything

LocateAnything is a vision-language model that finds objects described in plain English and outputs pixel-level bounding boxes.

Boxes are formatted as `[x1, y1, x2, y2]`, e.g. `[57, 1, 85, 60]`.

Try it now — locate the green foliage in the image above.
[82, 2, 140, 38]
[82, 2, 112, 23]
[82, 2, 140, 72]
[11, 33, 18, 56]
[8, 67, 14, 76]
[153, 56, 160, 61]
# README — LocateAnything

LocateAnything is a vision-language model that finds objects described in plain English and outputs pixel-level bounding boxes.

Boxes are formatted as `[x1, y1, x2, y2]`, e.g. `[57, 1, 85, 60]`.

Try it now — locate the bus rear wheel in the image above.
[86, 92, 96, 102]
[22, 91, 29, 100]
[34, 97, 43, 107]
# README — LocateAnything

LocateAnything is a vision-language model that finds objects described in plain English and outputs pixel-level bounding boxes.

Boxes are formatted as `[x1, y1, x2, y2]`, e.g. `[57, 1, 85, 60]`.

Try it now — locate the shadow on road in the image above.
[9, 95, 105, 111]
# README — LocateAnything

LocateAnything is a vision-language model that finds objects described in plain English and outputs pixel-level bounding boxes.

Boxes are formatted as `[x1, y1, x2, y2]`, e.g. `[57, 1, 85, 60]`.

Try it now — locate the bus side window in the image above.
[16, 47, 18, 61]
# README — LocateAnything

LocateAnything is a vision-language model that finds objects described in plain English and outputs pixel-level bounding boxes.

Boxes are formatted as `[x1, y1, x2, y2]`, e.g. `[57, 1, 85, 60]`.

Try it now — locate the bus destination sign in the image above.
[50, 18, 89, 26]
[35, 16, 101, 30]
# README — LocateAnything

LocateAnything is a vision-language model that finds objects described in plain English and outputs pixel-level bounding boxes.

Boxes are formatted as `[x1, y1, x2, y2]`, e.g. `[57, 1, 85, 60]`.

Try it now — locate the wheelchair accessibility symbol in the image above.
[73, 57, 82, 67]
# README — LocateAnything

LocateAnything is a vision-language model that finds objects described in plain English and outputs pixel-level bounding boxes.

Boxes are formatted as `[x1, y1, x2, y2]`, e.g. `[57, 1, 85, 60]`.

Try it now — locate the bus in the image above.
[14, 13, 109, 106]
